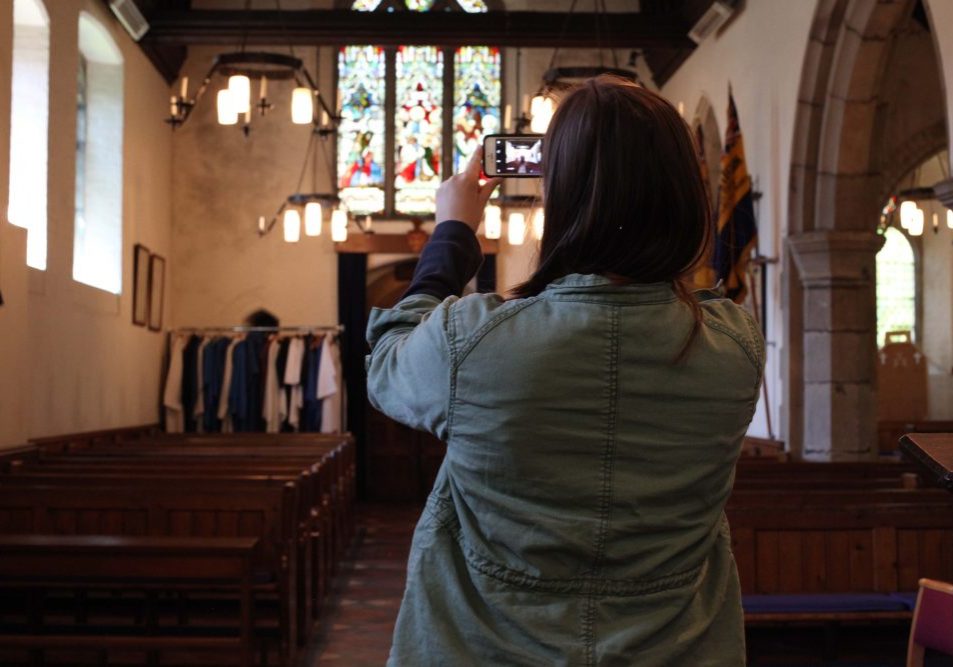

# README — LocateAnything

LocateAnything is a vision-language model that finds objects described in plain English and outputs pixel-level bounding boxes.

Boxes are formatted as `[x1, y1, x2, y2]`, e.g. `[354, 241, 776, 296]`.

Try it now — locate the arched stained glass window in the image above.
[338, 46, 386, 215]
[876, 227, 916, 347]
[339, 0, 500, 216]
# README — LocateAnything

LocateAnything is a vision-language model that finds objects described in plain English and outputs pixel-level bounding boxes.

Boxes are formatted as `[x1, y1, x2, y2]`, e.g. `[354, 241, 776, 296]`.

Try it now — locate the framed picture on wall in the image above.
[148, 254, 166, 332]
[132, 244, 150, 327]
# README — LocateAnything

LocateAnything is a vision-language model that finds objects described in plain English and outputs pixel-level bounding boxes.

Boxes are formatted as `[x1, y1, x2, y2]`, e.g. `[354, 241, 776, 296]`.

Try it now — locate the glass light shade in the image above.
[304, 202, 322, 236]
[508, 212, 526, 246]
[908, 207, 924, 236]
[227, 75, 251, 114]
[283, 209, 301, 243]
[529, 95, 554, 134]
[532, 209, 545, 240]
[899, 200, 917, 230]
[291, 87, 314, 125]
[948, 209, 953, 229]
[483, 205, 502, 240]
[331, 209, 349, 242]
[217, 89, 238, 125]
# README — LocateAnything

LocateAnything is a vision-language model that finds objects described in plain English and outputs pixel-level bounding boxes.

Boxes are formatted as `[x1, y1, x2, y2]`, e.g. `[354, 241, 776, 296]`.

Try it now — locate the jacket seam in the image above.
[453, 297, 546, 369]
[702, 316, 762, 374]
[445, 304, 459, 442]
[583, 305, 620, 666]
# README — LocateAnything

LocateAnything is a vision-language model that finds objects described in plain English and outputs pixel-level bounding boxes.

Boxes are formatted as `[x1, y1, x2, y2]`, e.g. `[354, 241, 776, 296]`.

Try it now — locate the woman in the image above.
[366, 77, 764, 666]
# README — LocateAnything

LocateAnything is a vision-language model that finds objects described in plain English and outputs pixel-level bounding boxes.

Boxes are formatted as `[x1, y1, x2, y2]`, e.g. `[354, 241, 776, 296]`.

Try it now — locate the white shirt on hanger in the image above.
[163, 334, 187, 433]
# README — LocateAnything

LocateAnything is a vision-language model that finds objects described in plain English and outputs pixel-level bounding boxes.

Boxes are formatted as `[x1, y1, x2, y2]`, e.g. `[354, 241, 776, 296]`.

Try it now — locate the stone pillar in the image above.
[789, 231, 884, 461]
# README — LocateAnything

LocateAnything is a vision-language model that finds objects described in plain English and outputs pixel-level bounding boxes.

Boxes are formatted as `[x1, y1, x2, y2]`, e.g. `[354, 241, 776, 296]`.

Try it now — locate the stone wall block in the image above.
[850, 0, 909, 41]
[833, 173, 882, 229]
[803, 284, 876, 331]
[804, 330, 877, 383]
[803, 380, 877, 461]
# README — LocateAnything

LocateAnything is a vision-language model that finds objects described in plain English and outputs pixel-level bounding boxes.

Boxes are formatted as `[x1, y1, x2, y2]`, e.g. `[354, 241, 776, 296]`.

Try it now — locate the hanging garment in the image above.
[276, 337, 291, 431]
[194, 337, 211, 432]
[301, 336, 323, 432]
[218, 337, 241, 433]
[319, 335, 344, 433]
[284, 336, 306, 430]
[263, 337, 283, 434]
[180, 335, 202, 432]
[203, 337, 229, 433]
[163, 334, 187, 433]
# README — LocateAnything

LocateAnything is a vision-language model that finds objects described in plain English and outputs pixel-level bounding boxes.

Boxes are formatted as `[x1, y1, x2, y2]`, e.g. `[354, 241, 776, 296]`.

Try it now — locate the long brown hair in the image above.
[510, 76, 713, 358]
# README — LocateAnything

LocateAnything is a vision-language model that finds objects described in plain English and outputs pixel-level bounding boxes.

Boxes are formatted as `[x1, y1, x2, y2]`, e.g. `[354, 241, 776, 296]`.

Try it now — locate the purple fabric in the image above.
[914, 587, 953, 654]
[742, 593, 909, 613]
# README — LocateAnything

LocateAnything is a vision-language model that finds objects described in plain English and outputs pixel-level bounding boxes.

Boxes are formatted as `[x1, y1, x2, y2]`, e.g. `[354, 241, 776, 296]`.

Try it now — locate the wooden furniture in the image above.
[0, 432, 355, 667]
[900, 433, 953, 492]
[0, 535, 258, 667]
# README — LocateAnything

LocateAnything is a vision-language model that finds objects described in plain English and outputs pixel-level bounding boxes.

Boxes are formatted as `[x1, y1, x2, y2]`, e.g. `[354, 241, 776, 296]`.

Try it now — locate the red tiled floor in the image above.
[302, 504, 421, 667]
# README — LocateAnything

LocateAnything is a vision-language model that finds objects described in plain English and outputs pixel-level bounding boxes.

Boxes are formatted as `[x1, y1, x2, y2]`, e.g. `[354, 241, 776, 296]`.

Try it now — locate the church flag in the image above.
[713, 88, 757, 303]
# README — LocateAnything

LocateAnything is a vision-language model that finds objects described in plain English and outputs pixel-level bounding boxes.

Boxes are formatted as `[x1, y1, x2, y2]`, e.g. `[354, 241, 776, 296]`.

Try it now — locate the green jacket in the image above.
[367, 274, 764, 666]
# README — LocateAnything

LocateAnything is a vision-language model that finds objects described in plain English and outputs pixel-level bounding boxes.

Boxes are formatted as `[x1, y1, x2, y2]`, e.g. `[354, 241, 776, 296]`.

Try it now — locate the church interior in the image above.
[2, 0, 953, 664]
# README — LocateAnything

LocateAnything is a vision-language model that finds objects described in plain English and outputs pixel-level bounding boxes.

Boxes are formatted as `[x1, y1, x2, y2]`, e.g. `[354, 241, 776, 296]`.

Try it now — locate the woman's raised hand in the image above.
[435, 147, 502, 232]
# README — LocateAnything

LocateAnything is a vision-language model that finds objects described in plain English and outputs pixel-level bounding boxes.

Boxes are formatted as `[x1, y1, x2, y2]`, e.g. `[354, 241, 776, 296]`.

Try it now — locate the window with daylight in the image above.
[876, 227, 916, 347]
[337, 0, 500, 216]
[73, 13, 124, 294]
[8, 0, 50, 270]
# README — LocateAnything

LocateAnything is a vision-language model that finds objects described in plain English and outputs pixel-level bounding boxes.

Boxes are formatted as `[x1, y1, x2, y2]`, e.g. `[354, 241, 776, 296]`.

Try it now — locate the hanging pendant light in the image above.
[529, 95, 554, 134]
[283, 209, 301, 243]
[228, 74, 251, 114]
[304, 202, 322, 236]
[908, 207, 925, 236]
[291, 87, 314, 125]
[532, 209, 545, 240]
[899, 200, 917, 229]
[484, 204, 502, 240]
[508, 212, 526, 246]
[331, 209, 349, 242]
[217, 89, 238, 125]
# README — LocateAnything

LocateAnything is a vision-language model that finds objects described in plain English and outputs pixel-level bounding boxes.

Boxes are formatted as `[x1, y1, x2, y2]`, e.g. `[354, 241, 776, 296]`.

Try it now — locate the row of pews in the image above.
[0, 430, 355, 667]
[729, 456, 953, 623]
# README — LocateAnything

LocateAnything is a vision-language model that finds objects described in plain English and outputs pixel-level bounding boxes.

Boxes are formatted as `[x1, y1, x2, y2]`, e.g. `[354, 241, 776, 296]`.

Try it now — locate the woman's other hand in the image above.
[435, 147, 502, 232]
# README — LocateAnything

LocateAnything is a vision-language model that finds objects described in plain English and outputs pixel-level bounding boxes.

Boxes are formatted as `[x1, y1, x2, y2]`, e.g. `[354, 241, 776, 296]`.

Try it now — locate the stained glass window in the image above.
[876, 227, 916, 347]
[337, 45, 387, 215]
[341, 0, 496, 216]
[453, 46, 501, 174]
[393, 46, 443, 215]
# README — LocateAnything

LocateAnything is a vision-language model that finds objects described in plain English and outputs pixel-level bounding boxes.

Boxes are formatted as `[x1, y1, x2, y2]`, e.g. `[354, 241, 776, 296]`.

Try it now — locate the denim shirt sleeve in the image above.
[365, 220, 484, 440]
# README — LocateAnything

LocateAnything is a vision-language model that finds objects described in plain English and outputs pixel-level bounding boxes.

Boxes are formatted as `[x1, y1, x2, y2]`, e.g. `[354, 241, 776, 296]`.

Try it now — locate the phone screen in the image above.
[483, 135, 544, 178]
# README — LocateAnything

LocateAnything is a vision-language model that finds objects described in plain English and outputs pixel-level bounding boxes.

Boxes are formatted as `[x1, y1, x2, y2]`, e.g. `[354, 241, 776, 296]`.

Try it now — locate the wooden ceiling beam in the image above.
[142, 9, 694, 49]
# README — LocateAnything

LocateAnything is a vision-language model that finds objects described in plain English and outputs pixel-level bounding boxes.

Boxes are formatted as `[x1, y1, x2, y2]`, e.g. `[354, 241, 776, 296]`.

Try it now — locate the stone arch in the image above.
[785, 0, 949, 461]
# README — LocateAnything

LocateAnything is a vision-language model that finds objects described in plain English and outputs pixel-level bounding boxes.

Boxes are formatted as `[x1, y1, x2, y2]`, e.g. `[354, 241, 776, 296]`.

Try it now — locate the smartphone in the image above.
[483, 134, 544, 178]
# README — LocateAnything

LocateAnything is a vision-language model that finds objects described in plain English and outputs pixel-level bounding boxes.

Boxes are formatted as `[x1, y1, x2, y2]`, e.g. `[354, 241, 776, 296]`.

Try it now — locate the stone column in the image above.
[789, 231, 884, 461]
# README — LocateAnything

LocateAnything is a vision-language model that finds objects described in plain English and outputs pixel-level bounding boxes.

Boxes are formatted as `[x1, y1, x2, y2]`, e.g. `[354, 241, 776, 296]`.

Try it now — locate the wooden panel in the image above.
[755, 531, 780, 593]
[51, 510, 77, 535]
[848, 530, 874, 591]
[122, 510, 147, 536]
[897, 529, 921, 590]
[237, 511, 263, 537]
[802, 530, 827, 592]
[169, 511, 191, 536]
[217, 511, 239, 536]
[826, 531, 851, 591]
[194, 510, 216, 535]
[778, 532, 803, 593]
[872, 526, 898, 592]
[77, 510, 101, 535]
[920, 529, 945, 580]
[730, 526, 756, 594]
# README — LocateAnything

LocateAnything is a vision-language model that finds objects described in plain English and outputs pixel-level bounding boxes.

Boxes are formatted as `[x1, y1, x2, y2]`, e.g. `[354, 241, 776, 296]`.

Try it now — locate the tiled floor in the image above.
[303, 504, 421, 667]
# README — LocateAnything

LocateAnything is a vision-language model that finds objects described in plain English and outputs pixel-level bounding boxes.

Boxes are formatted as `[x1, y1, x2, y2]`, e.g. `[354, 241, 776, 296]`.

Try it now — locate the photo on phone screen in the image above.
[483, 135, 544, 178]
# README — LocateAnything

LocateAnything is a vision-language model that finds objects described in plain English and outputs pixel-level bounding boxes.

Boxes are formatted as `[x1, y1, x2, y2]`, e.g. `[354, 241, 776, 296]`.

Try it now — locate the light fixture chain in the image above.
[546, 0, 580, 77]
[275, 0, 297, 59]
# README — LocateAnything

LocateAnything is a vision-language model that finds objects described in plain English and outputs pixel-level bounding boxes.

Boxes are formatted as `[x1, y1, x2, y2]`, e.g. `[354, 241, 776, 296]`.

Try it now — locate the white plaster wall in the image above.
[0, 0, 173, 447]
[661, 1, 819, 440]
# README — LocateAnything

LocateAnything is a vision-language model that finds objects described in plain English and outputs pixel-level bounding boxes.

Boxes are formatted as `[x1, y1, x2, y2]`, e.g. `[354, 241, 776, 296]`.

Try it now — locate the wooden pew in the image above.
[0, 482, 299, 665]
[0, 535, 258, 667]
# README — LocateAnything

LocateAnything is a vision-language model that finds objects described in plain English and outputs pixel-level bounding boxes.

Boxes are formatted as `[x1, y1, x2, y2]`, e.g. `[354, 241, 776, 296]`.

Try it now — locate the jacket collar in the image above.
[542, 274, 677, 303]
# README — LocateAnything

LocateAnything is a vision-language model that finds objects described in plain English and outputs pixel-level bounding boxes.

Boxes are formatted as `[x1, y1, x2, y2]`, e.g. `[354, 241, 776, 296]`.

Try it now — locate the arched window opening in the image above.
[8, 0, 50, 270]
[73, 13, 123, 294]
[338, 0, 500, 216]
[876, 226, 916, 347]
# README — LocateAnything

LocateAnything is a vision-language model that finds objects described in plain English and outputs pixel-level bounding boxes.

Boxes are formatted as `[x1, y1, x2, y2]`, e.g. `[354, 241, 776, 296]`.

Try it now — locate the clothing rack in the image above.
[170, 324, 344, 335]
[164, 324, 347, 436]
